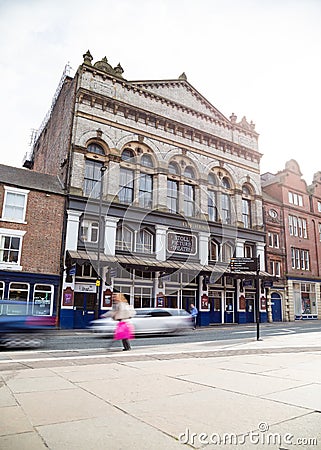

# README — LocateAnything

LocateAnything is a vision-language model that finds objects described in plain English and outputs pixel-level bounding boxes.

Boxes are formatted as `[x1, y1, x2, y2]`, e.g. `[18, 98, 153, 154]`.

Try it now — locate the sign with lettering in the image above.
[167, 232, 197, 255]
[230, 257, 259, 272]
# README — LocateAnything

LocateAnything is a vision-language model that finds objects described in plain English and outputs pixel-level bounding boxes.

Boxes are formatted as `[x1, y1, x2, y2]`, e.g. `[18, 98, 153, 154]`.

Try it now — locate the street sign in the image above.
[230, 257, 259, 272]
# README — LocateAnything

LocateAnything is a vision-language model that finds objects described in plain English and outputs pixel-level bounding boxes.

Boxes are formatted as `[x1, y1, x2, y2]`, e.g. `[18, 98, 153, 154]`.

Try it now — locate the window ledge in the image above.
[0, 263, 22, 271]
[0, 218, 27, 225]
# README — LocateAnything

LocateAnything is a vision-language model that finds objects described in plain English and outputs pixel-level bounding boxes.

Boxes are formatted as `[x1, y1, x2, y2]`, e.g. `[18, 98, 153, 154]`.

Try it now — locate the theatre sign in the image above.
[167, 232, 197, 255]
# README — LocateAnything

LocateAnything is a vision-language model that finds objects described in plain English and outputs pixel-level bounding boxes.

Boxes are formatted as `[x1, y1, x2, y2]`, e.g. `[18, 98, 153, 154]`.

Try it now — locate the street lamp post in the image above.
[95, 165, 107, 320]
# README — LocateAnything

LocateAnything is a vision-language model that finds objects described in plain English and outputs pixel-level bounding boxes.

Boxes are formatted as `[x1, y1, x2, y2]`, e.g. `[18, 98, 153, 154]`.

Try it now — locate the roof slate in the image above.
[0, 164, 65, 195]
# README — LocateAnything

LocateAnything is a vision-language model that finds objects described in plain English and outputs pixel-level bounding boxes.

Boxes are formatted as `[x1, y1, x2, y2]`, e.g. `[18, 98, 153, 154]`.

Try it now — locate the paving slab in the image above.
[37, 414, 183, 450]
[15, 387, 114, 426]
[0, 405, 33, 436]
[263, 383, 321, 412]
[0, 431, 47, 450]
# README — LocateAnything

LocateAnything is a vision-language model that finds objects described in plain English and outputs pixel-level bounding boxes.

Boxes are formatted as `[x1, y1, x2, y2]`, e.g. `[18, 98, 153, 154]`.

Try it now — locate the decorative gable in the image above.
[130, 76, 230, 125]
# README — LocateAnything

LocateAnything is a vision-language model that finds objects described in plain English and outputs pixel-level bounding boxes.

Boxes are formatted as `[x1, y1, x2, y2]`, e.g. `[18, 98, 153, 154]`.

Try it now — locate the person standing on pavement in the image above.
[109, 293, 135, 350]
[190, 303, 198, 329]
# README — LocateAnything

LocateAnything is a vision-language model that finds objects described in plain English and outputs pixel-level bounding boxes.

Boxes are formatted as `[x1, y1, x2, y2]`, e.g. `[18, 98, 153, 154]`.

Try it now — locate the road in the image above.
[36, 320, 321, 351]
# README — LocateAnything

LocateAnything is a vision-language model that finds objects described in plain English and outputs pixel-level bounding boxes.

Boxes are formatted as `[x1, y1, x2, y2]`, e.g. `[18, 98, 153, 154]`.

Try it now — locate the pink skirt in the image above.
[114, 321, 134, 340]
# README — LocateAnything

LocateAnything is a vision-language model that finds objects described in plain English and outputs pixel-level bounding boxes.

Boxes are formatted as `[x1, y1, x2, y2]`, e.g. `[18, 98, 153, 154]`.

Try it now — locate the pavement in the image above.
[1, 331, 321, 449]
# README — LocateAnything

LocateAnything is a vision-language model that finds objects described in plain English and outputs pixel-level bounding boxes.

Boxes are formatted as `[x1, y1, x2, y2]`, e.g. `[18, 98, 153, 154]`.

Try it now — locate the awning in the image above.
[66, 250, 214, 273]
[66, 251, 274, 279]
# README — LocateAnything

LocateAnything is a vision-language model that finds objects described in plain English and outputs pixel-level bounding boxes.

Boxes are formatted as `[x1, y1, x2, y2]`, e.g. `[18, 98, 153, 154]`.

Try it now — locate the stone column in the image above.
[104, 217, 120, 256]
[256, 242, 266, 271]
[155, 172, 168, 211]
[199, 231, 210, 266]
[235, 239, 245, 257]
[155, 225, 168, 261]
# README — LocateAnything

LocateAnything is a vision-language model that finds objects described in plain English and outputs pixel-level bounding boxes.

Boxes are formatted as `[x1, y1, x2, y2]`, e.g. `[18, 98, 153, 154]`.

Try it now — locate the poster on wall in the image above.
[103, 290, 112, 308]
[63, 288, 74, 307]
[201, 294, 209, 309]
[156, 293, 165, 307]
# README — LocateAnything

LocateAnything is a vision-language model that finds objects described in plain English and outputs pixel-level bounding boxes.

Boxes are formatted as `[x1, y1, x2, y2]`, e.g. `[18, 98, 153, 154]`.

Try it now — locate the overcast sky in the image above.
[1, 0, 320, 183]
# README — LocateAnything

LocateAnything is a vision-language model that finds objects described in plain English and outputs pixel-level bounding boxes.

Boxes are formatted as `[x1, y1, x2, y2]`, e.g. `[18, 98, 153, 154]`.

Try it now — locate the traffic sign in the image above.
[230, 257, 259, 272]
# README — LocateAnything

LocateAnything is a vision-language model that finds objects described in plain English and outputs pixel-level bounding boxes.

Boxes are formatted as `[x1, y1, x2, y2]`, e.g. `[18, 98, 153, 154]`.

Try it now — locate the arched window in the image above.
[221, 177, 231, 189]
[184, 166, 195, 179]
[121, 148, 135, 161]
[221, 242, 233, 262]
[209, 239, 218, 262]
[168, 162, 179, 175]
[136, 229, 153, 253]
[84, 160, 104, 198]
[208, 173, 218, 186]
[116, 225, 133, 251]
[87, 143, 105, 155]
[141, 154, 153, 168]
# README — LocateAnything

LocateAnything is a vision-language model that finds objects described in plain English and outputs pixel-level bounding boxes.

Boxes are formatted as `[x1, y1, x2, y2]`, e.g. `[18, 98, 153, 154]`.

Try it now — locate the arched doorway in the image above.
[271, 292, 282, 322]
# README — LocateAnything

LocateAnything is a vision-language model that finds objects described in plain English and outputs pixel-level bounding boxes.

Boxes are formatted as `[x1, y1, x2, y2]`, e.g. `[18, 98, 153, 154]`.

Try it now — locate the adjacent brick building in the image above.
[262, 160, 321, 320]
[0, 165, 65, 317]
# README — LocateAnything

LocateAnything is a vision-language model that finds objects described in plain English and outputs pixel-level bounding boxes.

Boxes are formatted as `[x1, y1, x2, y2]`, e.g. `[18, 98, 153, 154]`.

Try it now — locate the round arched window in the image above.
[208, 173, 218, 186]
[168, 162, 179, 175]
[242, 185, 251, 196]
[221, 177, 231, 189]
[184, 166, 195, 179]
[87, 143, 105, 155]
[141, 154, 153, 168]
[121, 148, 135, 161]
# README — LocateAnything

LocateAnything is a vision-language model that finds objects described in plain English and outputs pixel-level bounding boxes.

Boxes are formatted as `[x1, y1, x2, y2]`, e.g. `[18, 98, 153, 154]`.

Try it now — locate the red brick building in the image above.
[262, 160, 321, 320]
[0, 164, 65, 317]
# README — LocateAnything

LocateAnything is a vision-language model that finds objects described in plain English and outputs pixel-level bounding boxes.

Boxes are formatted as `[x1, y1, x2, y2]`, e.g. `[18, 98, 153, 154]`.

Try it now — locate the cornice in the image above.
[76, 88, 262, 165]
[75, 109, 261, 176]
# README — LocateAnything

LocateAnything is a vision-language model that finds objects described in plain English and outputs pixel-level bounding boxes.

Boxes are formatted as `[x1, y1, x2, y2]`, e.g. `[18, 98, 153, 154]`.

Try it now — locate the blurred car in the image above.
[0, 300, 55, 349]
[89, 308, 193, 337]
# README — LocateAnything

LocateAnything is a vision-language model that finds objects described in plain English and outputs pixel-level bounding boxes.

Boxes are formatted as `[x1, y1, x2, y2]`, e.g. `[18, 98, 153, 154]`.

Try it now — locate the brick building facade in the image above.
[25, 51, 270, 329]
[0, 165, 65, 317]
[262, 160, 321, 320]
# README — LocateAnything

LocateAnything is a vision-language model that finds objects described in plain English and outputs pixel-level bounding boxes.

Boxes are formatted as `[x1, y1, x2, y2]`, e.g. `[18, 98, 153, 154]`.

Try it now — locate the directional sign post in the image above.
[230, 256, 262, 341]
[230, 257, 259, 272]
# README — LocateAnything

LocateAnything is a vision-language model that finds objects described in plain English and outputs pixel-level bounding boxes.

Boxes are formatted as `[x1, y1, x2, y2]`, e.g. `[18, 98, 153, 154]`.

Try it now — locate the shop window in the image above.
[134, 287, 153, 308]
[33, 284, 53, 316]
[7, 283, 29, 314]
[2, 187, 29, 222]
